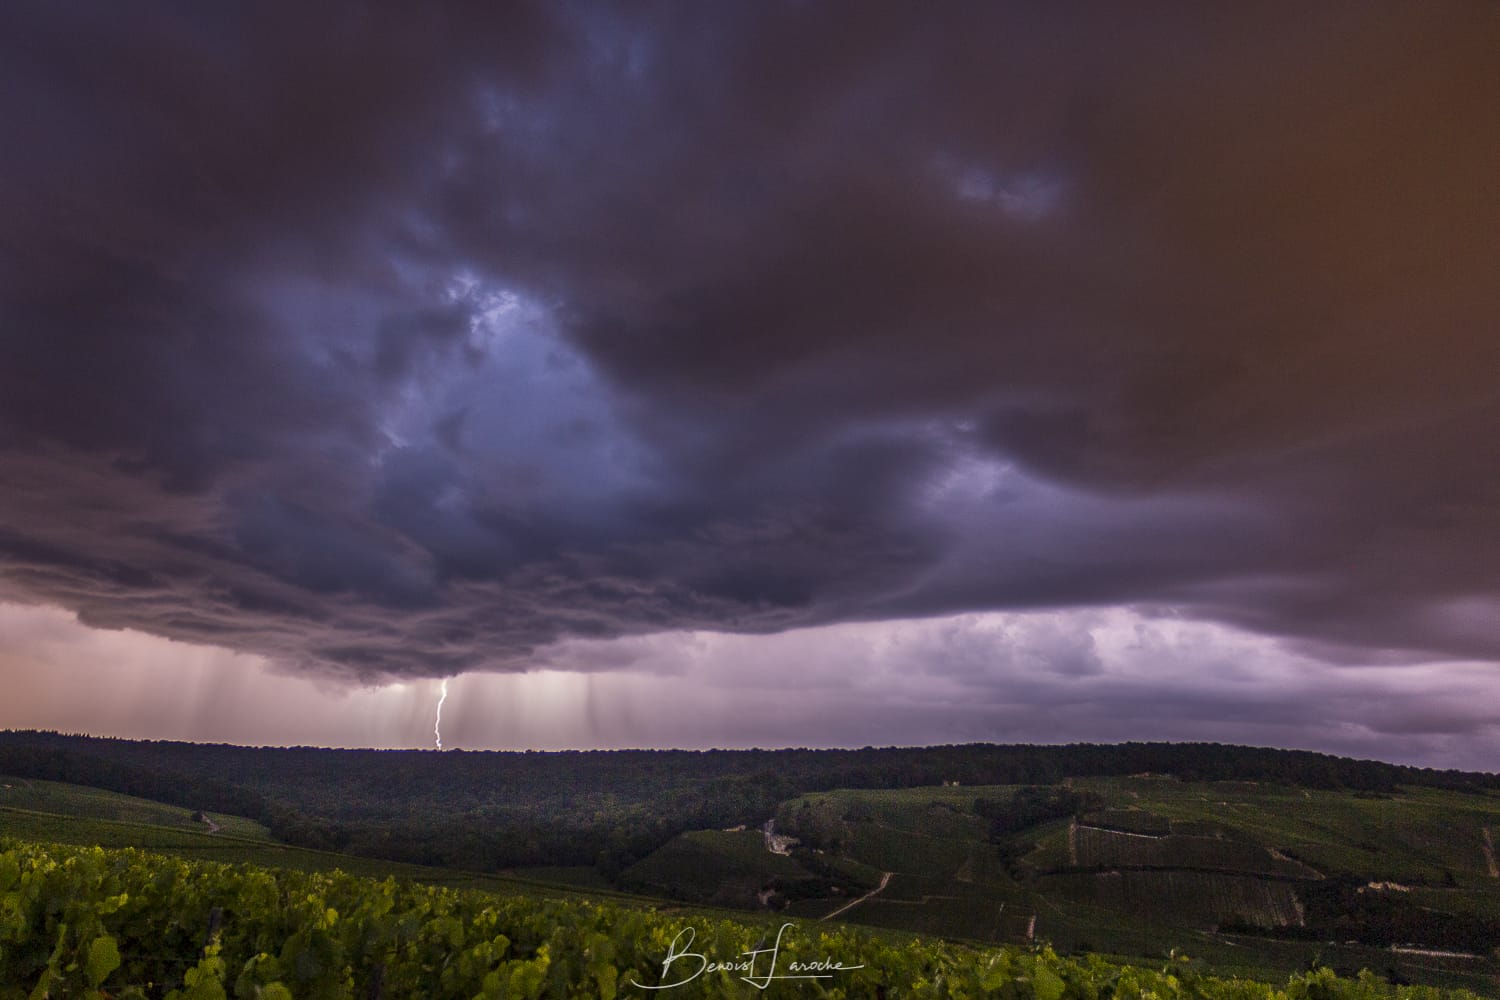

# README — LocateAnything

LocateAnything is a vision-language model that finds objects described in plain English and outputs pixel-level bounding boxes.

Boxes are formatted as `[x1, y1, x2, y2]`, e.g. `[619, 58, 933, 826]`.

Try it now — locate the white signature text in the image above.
[629, 922, 865, 991]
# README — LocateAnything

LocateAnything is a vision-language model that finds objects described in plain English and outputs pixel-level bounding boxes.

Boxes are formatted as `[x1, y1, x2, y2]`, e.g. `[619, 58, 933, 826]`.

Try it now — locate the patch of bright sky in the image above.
[368, 273, 664, 525]
[932, 154, 1067, 222]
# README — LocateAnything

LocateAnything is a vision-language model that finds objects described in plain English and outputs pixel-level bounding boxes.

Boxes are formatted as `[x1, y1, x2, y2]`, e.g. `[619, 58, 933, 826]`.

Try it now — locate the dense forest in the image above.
[2, 730, 1495, 878]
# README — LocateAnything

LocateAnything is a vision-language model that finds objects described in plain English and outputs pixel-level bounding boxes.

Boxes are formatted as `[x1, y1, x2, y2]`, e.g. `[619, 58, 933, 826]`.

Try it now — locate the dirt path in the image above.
[1482, 827, 1498, 878]
[1075, 823, 1164, 840]
[822, 871, 892, 921]
[1067, 820, 1078, 865]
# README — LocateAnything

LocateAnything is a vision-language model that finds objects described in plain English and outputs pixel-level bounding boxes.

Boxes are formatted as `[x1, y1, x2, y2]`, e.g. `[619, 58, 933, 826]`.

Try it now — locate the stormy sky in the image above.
[2, 3, 1499, 767]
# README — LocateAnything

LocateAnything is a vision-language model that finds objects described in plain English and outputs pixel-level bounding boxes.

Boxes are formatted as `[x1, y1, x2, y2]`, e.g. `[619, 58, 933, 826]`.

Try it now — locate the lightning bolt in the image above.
[434, 678, 449, 751]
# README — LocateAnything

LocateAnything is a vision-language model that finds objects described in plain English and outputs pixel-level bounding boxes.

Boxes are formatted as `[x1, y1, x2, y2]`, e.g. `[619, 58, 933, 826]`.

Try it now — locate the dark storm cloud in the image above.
[1, 1, 1498, 680]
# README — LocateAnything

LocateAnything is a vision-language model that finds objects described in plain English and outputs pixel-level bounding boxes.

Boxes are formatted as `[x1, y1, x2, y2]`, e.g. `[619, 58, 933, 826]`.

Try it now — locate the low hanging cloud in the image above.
[1, 3, 1498, 682]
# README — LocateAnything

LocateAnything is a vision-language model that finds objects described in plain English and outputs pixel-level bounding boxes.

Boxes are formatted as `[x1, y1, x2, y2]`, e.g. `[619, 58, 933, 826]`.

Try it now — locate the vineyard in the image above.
[1068, 826, 1321, 880]
[0, 838, 1481, 999]
[1041, 871, 1305, 930]
[1078, 811, 1173, 837]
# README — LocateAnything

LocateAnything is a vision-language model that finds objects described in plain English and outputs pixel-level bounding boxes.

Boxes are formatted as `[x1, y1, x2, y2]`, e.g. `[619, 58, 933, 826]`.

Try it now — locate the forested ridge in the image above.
[2, 731, 1494, 877]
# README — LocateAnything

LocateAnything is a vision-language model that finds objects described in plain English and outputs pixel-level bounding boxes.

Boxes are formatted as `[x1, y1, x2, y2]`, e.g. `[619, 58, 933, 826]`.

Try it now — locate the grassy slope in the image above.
[0, 775, 271, 838]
